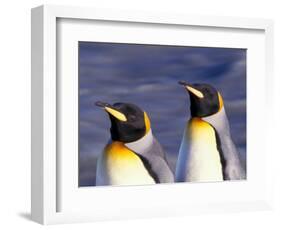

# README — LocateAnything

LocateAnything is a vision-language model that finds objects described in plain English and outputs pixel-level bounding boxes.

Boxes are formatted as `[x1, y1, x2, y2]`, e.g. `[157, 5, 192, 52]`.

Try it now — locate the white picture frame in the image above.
[31, 5, 274, 225]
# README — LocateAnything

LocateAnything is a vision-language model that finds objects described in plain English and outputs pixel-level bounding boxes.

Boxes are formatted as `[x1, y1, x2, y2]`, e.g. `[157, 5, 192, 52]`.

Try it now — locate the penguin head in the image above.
[95, 101, 151, 143]
[178, 81, 224, 118]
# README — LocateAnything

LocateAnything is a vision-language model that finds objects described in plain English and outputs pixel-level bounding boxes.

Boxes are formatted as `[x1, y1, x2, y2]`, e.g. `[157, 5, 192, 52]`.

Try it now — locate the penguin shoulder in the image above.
[188, 117, 216, 139]
[104, 141, 141, 163]
[189, 117, 210, 128]
[125, 129, 154, 154]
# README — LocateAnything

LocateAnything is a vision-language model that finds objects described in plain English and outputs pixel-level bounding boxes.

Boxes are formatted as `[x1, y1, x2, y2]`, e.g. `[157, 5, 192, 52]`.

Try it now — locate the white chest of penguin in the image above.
[96, 142, 155, 186]
[185, 118, 223, 182]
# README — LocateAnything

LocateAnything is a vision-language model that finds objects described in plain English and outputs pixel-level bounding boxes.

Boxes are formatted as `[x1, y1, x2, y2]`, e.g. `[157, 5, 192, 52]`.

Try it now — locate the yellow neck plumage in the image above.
[218, 92, 224, 111]
[144, 112, 151, 134]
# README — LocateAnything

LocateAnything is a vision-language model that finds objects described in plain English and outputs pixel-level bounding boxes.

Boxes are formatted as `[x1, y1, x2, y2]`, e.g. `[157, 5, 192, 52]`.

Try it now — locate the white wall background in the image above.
[0, 0, 280, 229]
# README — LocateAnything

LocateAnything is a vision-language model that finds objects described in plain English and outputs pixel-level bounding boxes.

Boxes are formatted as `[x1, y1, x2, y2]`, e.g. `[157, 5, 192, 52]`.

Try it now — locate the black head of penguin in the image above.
[95, 101, 150, 143]
[178, 81, 223, 118]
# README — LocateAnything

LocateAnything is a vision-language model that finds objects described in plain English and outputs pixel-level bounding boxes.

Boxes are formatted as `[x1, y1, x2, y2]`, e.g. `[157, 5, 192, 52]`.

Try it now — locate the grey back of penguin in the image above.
[202, 107, 246, 180]
[125, 131, 174, 183]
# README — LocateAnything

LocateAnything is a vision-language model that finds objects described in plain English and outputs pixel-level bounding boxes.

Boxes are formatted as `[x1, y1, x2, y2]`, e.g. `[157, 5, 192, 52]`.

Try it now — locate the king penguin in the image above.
[95, 101, 174, 186]
[175, 81, 246, 182]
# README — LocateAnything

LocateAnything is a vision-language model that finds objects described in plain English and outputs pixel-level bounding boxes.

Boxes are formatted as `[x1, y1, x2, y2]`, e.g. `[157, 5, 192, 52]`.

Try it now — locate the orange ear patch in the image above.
[144, 112, 151, 134]
[218, 92, 224, 111]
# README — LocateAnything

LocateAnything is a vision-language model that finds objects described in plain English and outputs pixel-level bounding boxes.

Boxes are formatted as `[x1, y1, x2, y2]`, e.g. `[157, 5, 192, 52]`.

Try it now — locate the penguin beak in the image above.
[178, 81, 204, 99]
[95, 101, 127, 122]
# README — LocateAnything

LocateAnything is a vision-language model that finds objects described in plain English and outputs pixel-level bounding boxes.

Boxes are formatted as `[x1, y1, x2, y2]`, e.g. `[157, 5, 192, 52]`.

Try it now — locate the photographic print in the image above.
[79, 42, 246, 187]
